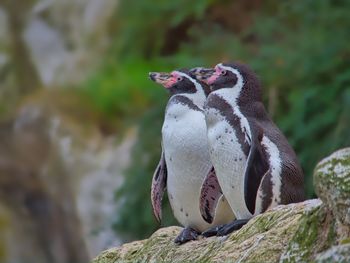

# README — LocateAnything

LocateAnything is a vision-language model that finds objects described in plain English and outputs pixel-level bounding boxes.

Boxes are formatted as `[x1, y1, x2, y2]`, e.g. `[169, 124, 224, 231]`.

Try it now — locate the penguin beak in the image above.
[206, 65, 222, 85]
[190, 67, 215, 82]
[149, 72, 175, 88]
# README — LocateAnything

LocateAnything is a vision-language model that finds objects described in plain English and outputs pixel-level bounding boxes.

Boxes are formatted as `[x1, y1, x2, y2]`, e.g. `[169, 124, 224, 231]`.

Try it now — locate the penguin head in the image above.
[149, 69, 209, 96]
[204, 62, 262, 101]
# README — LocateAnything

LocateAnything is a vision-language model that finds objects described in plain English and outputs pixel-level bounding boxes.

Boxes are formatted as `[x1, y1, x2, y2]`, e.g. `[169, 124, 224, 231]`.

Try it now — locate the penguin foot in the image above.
[201, 224, 224, 237]
[202, 219, 250, 237]
[174, 227, 199, 245]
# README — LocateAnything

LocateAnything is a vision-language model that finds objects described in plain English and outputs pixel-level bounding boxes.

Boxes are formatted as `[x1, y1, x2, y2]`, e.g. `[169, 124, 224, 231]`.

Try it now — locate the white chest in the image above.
[205, 107, 252, 219]
[162, 104, 211, 176]
[162, 103, 213, 229]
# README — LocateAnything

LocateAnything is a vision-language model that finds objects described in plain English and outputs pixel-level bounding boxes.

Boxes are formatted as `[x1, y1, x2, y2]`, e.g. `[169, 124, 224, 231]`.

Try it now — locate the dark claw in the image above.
[174, 227, 199, 245]
[201, 224, 225, 237]
[216, 219, 249, 236]
[202, 219, 250, 237]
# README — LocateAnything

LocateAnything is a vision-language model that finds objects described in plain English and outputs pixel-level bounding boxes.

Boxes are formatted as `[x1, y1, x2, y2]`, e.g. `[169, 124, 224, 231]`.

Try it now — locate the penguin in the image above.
[149, 69, 235, 244]
[191, 62, 305, 236]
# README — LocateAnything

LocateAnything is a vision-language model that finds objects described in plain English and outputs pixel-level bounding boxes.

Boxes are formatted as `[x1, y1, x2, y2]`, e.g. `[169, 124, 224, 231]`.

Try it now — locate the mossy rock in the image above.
[314, 147, 350, 242]
[280, 203, 336, 262]
[93, 148, 350, 262]
[315, 244, 350, 263]
[93, 200, 322, 263]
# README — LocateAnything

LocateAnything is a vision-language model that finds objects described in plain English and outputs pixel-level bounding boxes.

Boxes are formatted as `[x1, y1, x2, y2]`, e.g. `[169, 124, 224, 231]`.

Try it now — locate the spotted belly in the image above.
[206, 111, 252, 219]
[162, 106, 234, 231]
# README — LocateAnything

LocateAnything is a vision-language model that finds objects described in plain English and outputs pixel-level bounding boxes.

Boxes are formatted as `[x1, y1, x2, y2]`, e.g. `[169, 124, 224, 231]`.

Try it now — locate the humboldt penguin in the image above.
[192, 62, 305, 236]
[149, 69, 235, 244]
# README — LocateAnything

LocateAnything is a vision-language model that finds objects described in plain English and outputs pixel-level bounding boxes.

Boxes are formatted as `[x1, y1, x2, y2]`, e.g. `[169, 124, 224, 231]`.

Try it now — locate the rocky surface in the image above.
[25, 0, 117, 86]
[316, 244, 350, 263]
[0, 102, 135, 263]
[93, 200, 322, 262]
[0, 1, 130, 261]
[314, 148, 350, 242]
[93, 148, 350, 263]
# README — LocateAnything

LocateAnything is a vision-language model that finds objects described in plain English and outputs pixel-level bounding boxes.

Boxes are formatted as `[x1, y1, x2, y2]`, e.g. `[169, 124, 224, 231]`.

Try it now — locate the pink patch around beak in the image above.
[163, 77, 177, 88]
[206, 72, 220, 85]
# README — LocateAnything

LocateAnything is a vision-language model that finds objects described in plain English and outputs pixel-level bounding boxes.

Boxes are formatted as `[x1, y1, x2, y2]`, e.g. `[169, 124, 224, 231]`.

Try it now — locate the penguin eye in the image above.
[177, 76, 183, 82]
[221, 70, 227, 76]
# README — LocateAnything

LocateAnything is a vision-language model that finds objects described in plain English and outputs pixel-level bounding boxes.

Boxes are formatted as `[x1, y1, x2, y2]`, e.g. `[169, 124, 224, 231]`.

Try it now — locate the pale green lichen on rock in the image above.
[225, 202, 312, 262]
[315, 244, 350, 263]
[93, 200, 321, 263]
[279, 202, 335, 263]
[281, 147, 350, 263]
[314, 147, 350, 243]
[93, 248, 119, 263]
[314, 148, 350, 201]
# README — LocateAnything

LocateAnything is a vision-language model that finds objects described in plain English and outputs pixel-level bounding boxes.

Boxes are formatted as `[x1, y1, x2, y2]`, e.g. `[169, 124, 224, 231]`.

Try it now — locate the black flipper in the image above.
[151, 147, 167, 223]
[257, 168, 273, 214]
[202, 219, 250, 237]
[199, 167, 223, 224]
[243, 123, 269, 215]
[174, 227, 200, 245]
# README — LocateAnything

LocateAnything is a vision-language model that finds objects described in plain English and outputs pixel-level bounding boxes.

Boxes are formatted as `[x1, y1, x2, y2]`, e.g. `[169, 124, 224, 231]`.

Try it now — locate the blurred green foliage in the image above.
[84, 0, 350, 240]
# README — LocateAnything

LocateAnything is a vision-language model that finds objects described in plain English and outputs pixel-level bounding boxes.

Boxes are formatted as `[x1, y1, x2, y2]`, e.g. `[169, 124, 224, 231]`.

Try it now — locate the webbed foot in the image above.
[201, 224, 224, 237]
[174, 227, 199, 245]
[202, 219, 250, 237]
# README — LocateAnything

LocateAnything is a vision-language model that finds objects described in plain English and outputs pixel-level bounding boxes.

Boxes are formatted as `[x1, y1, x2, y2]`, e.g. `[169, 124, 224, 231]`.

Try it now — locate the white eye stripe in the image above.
[216, 64, 244, 91]
[172, 70, 207, 108]
[173, 71, 191, 80]
[173, 71, 203, 90]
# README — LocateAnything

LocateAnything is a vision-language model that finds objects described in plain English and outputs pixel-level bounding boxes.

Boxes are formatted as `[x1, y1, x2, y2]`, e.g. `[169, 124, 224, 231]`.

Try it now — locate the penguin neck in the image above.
[210, 85, 253, 147]
[186, 90, 206, 108]
[185, 76, 208, 109]
[171, 90, 206, 110]
[212, 82, 262, 109]
[237, 78, 262, 107]
[212, 86, 243, 109]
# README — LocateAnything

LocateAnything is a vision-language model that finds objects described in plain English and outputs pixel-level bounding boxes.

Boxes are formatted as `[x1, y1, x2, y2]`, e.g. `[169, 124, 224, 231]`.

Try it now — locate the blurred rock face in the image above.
[0, 103, 135, 263]
[0, 1, 132, 261]
[24, 0, 117, 86]
[0, 0, 117, 87]
[0, 105, 88, 263]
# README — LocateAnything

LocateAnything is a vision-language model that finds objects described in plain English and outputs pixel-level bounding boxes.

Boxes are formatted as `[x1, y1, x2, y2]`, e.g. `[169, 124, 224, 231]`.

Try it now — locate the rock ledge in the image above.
[93, 148, 350, 263]
[94, 200, 326, 262]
